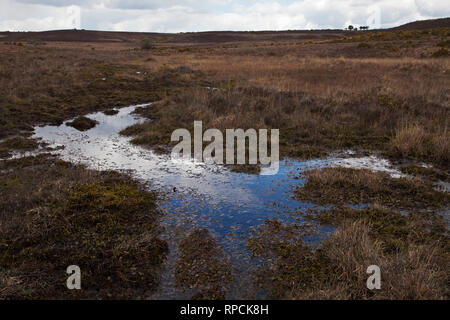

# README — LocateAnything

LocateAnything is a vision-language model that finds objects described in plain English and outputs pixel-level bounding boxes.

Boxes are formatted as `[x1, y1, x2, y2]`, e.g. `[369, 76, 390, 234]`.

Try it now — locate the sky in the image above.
[0, 0, 449, 32]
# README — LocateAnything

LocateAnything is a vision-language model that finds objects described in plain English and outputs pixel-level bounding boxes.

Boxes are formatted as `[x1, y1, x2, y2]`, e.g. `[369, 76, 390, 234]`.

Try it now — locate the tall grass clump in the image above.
[389, 124, 449, 165]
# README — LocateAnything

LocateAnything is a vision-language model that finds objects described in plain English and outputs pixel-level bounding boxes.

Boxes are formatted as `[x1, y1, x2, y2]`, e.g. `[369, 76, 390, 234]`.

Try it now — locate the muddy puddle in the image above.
[31, 104, 407, 299]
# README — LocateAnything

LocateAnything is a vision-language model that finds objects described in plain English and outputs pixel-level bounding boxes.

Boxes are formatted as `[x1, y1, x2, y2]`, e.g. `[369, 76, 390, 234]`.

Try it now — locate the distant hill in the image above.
[0, 17, 448, 44]
[390, 17, 450, 31]
[0, 29, 348, 44]
[0, 29, 168, 43]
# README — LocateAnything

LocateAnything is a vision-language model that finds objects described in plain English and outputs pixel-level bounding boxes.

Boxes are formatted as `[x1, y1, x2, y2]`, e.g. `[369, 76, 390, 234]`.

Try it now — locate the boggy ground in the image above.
[175, 229, 233, 300]
[243, 167, 449, 299]
[2, 26, 449, 169]
[244, 167, 448, 300]
[0, 23, 449, 299]
[0, 155, 168, 299]
[248, 210, 448, 299]
[118, 29, 449, 172]
[295, 167, 449, 209]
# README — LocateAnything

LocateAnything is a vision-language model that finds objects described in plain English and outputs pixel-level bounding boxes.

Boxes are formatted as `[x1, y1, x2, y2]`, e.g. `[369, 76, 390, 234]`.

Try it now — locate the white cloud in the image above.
[0, 0, 81, 31]
[1, 0, 449, 32]
[415, 0, 450, 16]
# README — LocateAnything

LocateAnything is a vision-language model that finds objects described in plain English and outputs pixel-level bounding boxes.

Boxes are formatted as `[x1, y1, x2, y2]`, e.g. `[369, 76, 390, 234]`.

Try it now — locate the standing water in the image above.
[32, 104, 404, 299]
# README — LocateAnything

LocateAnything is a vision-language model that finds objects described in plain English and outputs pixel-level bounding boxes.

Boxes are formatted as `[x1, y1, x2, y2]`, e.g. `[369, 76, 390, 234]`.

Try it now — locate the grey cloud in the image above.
[3, 0, 449, 32]
[14, 0, 216, 9]
[14, 0, 92, 6]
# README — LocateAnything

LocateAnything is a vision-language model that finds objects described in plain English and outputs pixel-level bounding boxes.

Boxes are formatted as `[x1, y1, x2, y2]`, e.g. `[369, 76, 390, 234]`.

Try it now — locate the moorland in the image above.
[0, 17, 449, 299]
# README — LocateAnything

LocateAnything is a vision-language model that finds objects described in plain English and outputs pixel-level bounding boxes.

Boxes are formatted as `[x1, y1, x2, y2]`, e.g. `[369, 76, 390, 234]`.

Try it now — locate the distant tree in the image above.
[360, 26, 369, 30]
[348, 25, 354, 31]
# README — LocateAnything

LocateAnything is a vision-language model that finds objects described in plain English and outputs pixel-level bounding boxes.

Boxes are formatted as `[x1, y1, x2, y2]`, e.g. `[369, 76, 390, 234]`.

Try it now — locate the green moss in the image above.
[281, 143, 328, 159]
[0, 159, 168, 299]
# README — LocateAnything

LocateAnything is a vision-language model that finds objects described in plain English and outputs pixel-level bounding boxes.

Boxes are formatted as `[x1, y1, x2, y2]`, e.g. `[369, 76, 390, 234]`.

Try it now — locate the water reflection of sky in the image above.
[32, 103, 405, 248]
[33, 104, 405, 298]
[33, 105, 342, 240]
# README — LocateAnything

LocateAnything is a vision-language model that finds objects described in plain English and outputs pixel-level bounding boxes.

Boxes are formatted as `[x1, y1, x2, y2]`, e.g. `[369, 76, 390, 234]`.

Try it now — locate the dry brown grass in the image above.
[390, 123, 449, 164]
[125, 45, 449, 166]
[186, 56, 449, 101]
[297, 221, 448, 300]
[249, 203, 448, 300]
[295, 167, 449, 208]
[0, 27, 448, 300]
[1, 30, 449, 167]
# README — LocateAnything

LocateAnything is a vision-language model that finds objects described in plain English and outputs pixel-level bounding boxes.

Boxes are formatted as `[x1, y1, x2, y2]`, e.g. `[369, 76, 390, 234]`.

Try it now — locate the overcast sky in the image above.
[0, 0, 449, 32]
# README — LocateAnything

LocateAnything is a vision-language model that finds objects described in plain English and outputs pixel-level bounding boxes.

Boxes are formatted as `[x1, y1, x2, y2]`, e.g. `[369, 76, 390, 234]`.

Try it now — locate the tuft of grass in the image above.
[357, 42, 371, 49]
[103, 109, 119, 116]
[295, 167, 449, 209]
[306, 205, 448, 253]
[400, 164, 448, 182]
[389, 124, 449, 165]
[248, 215, 448, 299]
[175, 229, 232, 299]
[0, 137, 38, 157]
[66, 116, 98, 131]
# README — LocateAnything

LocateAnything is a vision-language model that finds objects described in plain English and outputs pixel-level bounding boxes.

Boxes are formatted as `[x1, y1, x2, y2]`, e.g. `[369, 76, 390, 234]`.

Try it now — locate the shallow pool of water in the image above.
[32, 104, 405, 299]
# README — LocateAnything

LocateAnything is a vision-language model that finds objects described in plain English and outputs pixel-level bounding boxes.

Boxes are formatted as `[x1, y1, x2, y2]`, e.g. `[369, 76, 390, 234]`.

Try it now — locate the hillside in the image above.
[390, 17, 450, 31]
[0, 28, 350, 44]
[1, 17, 448, 44]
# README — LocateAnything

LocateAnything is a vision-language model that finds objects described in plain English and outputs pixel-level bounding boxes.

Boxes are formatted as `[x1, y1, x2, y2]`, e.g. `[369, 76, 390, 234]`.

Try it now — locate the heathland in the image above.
[0, 18, 449, 299]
